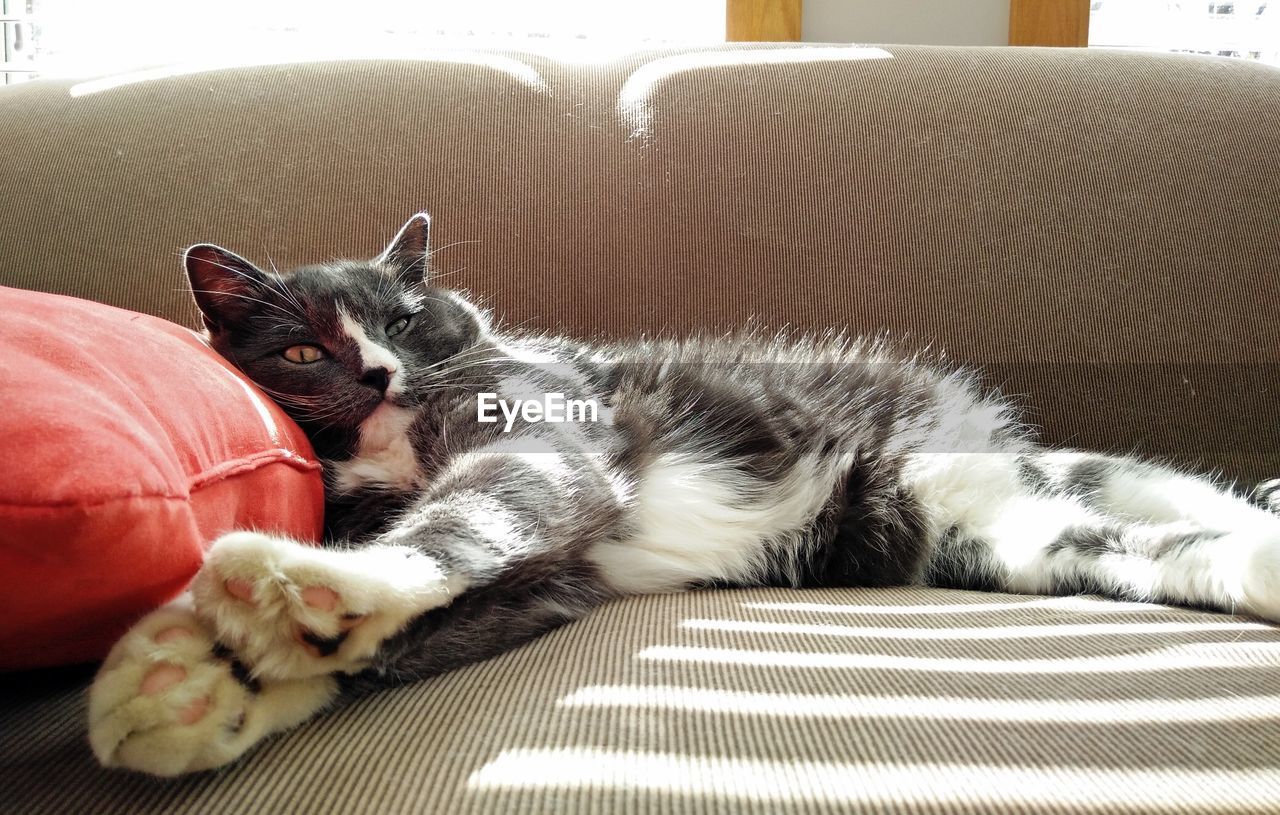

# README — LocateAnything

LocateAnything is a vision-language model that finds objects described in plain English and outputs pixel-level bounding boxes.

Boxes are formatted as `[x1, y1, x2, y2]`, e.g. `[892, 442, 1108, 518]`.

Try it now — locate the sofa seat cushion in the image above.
[2, 586, 1277, 812]
[0, 286, 324, 670]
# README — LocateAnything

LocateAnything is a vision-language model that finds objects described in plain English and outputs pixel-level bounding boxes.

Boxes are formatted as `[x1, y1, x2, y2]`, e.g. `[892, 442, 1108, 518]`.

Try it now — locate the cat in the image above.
[87, 212, 1280, 776]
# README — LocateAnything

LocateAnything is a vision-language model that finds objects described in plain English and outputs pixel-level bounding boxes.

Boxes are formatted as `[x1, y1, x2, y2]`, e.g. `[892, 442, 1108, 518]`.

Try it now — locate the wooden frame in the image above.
[1009, 0, 1091, 47]
[726, 0, 802, 42]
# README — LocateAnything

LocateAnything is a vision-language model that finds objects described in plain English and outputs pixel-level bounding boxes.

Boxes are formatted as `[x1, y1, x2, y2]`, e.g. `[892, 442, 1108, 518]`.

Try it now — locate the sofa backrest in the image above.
[3, 44, 1277, 479]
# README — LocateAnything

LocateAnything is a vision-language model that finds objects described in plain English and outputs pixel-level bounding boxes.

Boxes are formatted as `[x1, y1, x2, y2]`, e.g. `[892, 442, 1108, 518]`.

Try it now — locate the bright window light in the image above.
[9, 0, 725, 81]
[1090, 0, 1280, 65]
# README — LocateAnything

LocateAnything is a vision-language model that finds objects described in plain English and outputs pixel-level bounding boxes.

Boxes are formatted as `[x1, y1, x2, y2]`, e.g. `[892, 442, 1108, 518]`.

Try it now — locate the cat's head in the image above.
[185, 213, 486, 429]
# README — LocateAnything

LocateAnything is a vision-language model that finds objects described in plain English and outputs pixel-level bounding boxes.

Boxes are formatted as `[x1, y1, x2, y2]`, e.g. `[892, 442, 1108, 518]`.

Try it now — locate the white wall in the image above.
[804, 0, 1011, 46]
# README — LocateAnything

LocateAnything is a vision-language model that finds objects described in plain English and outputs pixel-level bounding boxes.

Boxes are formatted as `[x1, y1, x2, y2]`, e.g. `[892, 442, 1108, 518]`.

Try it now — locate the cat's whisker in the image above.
[419, 344, 506, 373]
[191, 253, 309, 320]
[419, 359, 509, 383]
[252, 383, 362, 417]
[269, 398, 349, 419]
[433, 359, 508, 376]
[371, 261, 398, 305]
[264, 254, 308, 316]
[430, 266, 467, 282]
[496, 315, 540, 335]
[418, 294, 469, 311]
[200, 258, 267, 283]
[187, 288, 298, 320]
[426, 238, 481, 259]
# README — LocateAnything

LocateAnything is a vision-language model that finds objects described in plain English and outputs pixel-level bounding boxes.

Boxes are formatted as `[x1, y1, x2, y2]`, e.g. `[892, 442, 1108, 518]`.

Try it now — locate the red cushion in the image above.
[0, 286, 324, 670]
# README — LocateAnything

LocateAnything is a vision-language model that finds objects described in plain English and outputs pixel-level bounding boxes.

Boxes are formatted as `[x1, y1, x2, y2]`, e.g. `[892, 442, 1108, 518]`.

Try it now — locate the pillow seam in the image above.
[0, 450, 321, 509]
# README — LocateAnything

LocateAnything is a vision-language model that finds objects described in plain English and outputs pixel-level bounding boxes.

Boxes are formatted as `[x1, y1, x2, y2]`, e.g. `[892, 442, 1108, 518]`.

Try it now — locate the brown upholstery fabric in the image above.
[3, 587, 1280, 813]
[1, 45, 1277, 478]
[1, 44, 1279, 813]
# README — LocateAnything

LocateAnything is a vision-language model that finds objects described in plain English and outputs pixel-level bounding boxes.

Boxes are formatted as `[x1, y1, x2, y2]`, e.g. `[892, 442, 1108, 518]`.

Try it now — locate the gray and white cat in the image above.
[88, 213, 1280, 776]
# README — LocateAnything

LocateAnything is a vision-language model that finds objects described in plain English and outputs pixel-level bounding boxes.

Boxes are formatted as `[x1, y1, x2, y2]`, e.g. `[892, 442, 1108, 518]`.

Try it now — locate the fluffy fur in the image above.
[87, 213, 1280, 775]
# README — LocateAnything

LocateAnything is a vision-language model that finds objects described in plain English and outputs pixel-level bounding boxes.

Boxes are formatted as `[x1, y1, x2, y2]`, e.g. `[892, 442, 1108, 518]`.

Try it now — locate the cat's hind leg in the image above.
[87, 596, 336, 776]
[1028, 451, 1280, 619]
[913, 451, 1280, 622]
[1027, 450, 1277, 529]
[192, 531, 465, 681]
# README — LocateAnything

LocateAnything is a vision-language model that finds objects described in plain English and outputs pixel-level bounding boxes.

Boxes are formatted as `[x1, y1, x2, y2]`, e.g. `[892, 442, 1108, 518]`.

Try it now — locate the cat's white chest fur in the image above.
[330, 404, 421, 494]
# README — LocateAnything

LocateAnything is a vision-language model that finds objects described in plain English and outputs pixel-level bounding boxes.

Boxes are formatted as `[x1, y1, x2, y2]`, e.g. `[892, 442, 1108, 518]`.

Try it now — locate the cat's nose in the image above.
[359, 366, 395, 393]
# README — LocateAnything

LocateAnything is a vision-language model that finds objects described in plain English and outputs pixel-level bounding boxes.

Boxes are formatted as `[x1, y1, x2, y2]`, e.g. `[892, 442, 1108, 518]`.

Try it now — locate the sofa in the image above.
[2, 43, 1278, 813]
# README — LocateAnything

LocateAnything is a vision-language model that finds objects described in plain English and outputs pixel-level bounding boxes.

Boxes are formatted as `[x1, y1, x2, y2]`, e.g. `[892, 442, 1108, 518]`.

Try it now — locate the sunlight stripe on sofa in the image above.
[559, 684, 1280, 724]
[468, 748, 1278, 809]
[636, 643, 1280, 673]
[680, 618, 1273, 640]
[740, 596, 1196, 615]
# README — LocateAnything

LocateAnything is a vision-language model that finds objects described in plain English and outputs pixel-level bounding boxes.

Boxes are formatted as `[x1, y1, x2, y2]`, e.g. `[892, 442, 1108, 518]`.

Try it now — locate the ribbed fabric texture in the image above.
[3, 587, 1279, 813]
[0, 45, 1276, 479]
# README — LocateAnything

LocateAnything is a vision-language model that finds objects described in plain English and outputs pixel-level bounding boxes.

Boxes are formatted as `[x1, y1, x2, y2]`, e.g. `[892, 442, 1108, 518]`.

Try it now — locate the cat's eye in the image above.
[386, 315, 412, 338]
[282, 344, 326, 364]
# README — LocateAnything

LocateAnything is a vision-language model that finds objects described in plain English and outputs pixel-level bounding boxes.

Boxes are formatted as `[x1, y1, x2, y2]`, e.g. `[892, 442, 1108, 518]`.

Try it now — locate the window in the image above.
[1090, 1, 1279, 65]
[4, 0, 726, 84]
[1, 0, 36, 84]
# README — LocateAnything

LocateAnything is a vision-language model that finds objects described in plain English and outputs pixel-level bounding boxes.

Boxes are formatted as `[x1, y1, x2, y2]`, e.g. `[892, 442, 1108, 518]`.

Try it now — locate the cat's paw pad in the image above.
[87, 604, 258, 776]
[192, 531, 457, 680]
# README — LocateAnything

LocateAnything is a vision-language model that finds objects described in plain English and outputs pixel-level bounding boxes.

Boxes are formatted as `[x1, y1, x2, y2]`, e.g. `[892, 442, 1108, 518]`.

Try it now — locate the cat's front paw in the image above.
[87, 600, 336, 776]
[191, 532, 457, 681]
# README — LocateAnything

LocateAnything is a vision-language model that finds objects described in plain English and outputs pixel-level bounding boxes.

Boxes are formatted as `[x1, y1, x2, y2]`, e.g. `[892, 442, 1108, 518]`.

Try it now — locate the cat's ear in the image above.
[377, 212, 431, 287]
[184, 243, 271, 331]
